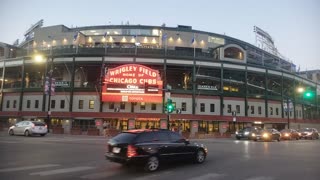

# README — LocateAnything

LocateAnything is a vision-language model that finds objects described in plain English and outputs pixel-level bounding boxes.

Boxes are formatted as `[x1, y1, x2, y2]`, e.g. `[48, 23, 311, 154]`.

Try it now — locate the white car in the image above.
[8, 121, 47, 137]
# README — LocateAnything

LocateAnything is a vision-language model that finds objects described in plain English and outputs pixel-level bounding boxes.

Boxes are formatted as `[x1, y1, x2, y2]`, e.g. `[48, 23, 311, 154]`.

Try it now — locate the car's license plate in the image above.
[112, 147, 121, 153]
[39, 127, 42, 130]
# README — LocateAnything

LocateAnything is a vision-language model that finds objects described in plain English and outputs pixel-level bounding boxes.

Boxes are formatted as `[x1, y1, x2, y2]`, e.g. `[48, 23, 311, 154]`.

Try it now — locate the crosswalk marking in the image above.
[30, 166, 95, 176]
[0, 164, 60, 173]
[187, 173, 226, 180]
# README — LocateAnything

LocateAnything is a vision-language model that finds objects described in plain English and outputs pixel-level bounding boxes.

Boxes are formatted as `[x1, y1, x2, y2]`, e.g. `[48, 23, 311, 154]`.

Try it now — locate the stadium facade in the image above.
[0, 22, 319, 135]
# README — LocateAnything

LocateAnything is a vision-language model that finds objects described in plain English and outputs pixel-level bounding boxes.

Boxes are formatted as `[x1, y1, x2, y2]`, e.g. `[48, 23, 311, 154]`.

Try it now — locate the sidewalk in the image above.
[0, 129, 233, 140]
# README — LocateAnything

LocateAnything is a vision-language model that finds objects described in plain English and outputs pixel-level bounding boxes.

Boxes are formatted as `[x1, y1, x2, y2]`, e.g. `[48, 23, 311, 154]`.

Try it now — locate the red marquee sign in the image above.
[102, 64, 163, 103]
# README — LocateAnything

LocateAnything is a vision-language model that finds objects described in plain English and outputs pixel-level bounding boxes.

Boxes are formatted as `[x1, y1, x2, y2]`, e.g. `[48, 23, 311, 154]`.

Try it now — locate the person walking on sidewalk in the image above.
[103, 121, 109, 137]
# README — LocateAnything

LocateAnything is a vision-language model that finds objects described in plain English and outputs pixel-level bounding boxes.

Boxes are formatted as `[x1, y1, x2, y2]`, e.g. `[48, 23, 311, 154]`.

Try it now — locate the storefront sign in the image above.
[55, 81, 70, 87]
[197, 85, 218, 90]
[102, 64, 163, 103]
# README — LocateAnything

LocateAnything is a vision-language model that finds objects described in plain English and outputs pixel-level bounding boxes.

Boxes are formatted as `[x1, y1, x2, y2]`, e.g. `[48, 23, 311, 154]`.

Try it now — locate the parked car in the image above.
[105, 129, 207, 172]
[298, 128, 319, 140]
[251, 128, 281, 142]
[8, 121, 47, 137]
[280, 129, 300, 140]
[235, 127, 262, 140]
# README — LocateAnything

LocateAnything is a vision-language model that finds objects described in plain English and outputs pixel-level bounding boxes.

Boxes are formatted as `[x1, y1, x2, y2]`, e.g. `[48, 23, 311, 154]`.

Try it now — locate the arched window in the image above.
[224, 47, 244, 60]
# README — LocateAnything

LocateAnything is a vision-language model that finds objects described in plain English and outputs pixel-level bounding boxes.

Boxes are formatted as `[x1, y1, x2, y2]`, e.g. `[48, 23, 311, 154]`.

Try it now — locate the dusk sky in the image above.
[1, 0, 319, 70]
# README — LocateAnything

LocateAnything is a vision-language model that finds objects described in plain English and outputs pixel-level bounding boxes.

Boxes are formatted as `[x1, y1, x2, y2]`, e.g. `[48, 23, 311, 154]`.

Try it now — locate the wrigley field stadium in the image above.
[0, 20, 319, 137]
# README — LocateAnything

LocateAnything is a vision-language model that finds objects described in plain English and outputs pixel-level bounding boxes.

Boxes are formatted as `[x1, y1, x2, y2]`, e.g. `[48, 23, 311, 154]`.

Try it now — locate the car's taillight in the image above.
[127, 145, 137, 157]
[45, 125, 47, 128]
[31, 124, 35, 128]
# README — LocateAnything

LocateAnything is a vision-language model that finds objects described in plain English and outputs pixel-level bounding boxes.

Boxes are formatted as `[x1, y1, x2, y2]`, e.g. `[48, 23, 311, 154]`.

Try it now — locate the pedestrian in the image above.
[178, 124, 183, 134]
[103, 121, 108, 137]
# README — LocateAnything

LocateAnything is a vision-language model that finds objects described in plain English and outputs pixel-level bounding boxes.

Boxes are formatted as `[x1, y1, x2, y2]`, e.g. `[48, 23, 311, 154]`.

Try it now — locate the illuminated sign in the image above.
[102, 64, 163, 103]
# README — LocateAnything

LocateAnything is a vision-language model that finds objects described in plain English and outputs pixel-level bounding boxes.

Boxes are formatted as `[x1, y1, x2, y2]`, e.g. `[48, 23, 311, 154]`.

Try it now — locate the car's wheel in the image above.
[144, 156, 159, 172]
[277, 137, 281, 142]
[9, 129, 14, 136]
[194, 149, 206, 164]
[24, 130, 30, 137]
[40, 134, 46, 137]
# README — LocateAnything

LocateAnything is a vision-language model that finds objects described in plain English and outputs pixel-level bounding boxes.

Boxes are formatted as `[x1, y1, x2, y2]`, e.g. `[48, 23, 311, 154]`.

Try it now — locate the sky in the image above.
[1, 0, 319, 70]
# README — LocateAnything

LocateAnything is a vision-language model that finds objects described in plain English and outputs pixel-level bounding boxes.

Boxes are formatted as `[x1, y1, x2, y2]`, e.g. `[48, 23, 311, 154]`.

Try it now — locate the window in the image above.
[109, 102, 114, 109]
[169, 132, 183, 142]
[210, 104, 215, 112]
[236, 105, 240, 114]
[140, 102, 146, 110]
[276, 108, 279, 115]
[135, 132, 155, 143]
[120, 102, 125, 109]
[60, 100, 65, 109]
[251, 106, 254, 114]
[200, 103, 205, 112]
[227, 105, 232, 113]
[79, 100, 84, 109]
[258, 106, 262, 115]
[89, 100, 94, 109]
[155, 132, 170, 142]
[224, 47, 244, 60]
[51, 100, 55, 109]
[151, 103, 156, 110]
[6, 100, 10, 108]
[13, 100, 17, 108]
[27, 100, 31, 108]
[270, 107, 273, 115]
[182, 102, 187, 111]
[35, 100, 39, 109]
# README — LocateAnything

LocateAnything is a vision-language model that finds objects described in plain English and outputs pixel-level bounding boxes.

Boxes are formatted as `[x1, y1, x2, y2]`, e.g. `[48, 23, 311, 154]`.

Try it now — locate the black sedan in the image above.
[105, 129, 207, 172]
[252, 128, 281, 142]
[235, 127, 262, 140]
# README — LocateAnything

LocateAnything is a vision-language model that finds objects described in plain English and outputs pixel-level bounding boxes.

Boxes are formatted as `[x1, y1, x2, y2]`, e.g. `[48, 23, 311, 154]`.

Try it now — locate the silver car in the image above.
[8, 121, 47, 137]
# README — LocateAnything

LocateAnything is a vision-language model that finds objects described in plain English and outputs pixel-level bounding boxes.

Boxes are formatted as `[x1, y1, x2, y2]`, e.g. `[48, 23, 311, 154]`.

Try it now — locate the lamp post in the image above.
[286, 97, 290, 129]
[46, 57, 53, 133]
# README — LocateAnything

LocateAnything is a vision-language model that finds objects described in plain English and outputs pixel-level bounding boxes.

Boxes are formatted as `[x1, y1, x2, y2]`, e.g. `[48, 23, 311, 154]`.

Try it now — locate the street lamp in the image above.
[34, 51, 54, 133]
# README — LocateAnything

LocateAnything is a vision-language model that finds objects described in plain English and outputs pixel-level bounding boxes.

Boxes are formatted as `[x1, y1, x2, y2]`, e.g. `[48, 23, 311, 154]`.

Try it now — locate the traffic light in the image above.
[166, 99, 175, 113]
[303, 90, 314, 99]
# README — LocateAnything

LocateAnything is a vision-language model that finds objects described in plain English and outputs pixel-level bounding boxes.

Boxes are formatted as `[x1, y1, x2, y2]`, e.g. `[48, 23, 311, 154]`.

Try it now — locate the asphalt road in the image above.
[0, 132, 319, 180]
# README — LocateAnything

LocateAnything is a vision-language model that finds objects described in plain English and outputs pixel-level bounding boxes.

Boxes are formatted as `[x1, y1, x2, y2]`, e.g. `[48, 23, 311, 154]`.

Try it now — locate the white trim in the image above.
[76, 57, 101, 62]
[196, 61, 221, 67]
[136, 58, 164, 63]
[283, 73, 294, 79]
[268, 70, 282, 76]
[3, 60, 23, 67]
[223, 64, 246, 70]
[105, 57, 133, 62]
[247, 66, 266, 73]
[54, 58, 73, 62]
[167, 59, 193, 65]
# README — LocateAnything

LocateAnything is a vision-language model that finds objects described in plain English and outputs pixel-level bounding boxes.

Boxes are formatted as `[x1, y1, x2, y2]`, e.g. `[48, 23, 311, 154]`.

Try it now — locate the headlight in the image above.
[263, 133, 269, 138]
[285, 133, 289, 137]
[298, 133, 301, 136]
[235, 131, 238, 135]
[251, 133, 256, 137]
[307, 132, 312, 135]
[244, 132, 249, 135]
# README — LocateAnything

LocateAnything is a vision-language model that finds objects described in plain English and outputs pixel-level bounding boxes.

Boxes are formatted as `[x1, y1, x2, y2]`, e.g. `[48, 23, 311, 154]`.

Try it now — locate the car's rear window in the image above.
[112, 133, 138, 143]
[301, 128, 312, 132]
[32, 122, 45, 126]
